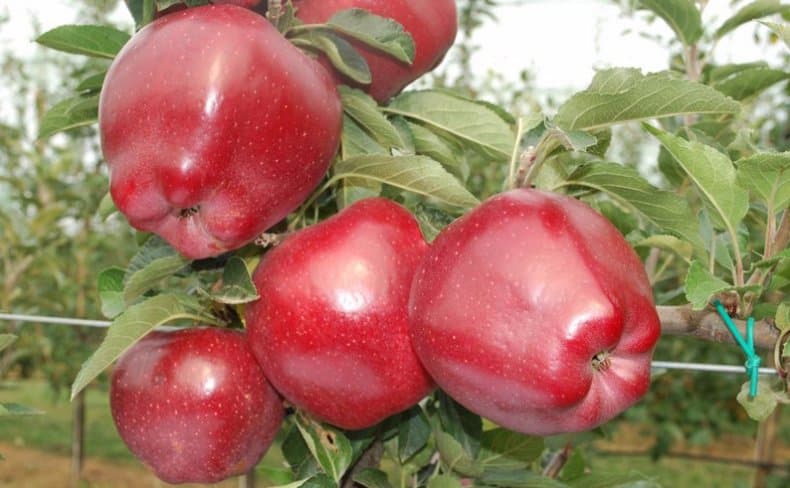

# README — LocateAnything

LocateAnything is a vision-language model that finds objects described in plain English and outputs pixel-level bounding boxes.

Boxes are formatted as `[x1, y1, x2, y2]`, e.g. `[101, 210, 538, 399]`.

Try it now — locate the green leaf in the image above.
[353, 468, 393, 488]
[76, 71, 106, 94]
[36, 25, 130, 59]
[477, 428, 544, 470]
[97, 267, 126, 319]
[0, 334, 17, 353]
[435, 432, 484, 477]
[436, 390, 482, 458]
[338, 116, 385, 208]
[38, 95, 99, 139]
[397, 405, 432, 463]
[123, 255, 189, 304]
[736, 152, 790, 212]
[294, 414, 353, 483]
[326, 8, 415, 64]
[124, 235, 182, 282]
[427, 475, 463, 488]
[736, 381, 779, 421]
[124, 0, 145, 28]
[555, 70, 740, 131]
[97, 192, 117, 220]
[0, 403, 44, 416]
[586, 68, 642, 93]
[207, 256, 259, 304]
[644, 125, 749, 233]
[413, 203, 455, 242]
[332, 155, 478, 208]
[386, 91, 515, 160]
[408, 122, 462, 171]
[300, 474, 337, 488]
[282, 425, 321, 479]
[559, 450, 586, 481]
[292, 31, 371, 84]
[684, 260, 733, 310]
[342, 115, 389, 158]
[715, 0, 790, 39]
[340, 86, 405, 150]
[759, 21, 790, 48]
[776, 302, 790, 332]
[635, 235, 693, 262]
[713, 67, 790, 100]
[638, 0, 703, 45]
[560, 162, 706, 256]
[70, 293, 213, 400]
[478, 468, 568, 488]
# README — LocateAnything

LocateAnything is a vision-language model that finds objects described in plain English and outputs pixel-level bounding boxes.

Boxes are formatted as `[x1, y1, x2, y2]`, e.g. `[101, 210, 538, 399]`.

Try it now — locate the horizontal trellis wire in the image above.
[0, 312, 780, 375]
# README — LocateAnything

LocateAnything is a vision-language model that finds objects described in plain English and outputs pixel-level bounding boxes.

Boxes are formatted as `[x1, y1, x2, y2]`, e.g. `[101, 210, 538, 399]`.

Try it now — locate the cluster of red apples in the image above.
[104, 1, 660, 484]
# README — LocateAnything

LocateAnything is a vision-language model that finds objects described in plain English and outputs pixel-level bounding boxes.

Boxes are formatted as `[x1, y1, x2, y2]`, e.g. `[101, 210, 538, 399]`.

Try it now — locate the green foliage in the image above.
[323, 9, 416, 64]
[555, 70, 740, 131]
[35, 25, 129, 59]
[638, 0, 703, 46]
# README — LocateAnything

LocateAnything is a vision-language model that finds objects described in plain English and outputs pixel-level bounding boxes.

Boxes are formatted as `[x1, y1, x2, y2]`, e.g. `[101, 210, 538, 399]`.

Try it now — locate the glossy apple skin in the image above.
[110, 327, 283, 484]
[293, 0, 458, 102]
[124, 0, 266, 19]
[246, 198, 433, 429]
[409, 189, 660, 436]
[100, 5, 342, 259]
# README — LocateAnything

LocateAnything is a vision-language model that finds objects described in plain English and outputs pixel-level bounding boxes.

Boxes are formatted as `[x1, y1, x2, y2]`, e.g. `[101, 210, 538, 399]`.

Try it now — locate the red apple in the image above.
[292, 0, 458, 102]
[245, 198, 433, 429]
[124, 0, 266, 19]
[409, 189, 660, 436]
[100, 5, 342, 259]
[110, 327, 283, 484]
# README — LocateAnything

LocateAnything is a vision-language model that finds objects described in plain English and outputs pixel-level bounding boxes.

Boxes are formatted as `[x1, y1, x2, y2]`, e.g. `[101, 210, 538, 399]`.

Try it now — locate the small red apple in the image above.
[409, 189, 660, 436]
[100, 5, 342, 259]
[245, 198, 433, 429]
[292, 0, 458, 102]
[110, 327, 283, 484]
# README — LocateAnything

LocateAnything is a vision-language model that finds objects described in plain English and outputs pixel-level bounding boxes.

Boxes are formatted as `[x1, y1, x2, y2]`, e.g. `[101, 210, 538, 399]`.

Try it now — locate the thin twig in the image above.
[658, 305, 779, 351]
[542, 443, 572, 479]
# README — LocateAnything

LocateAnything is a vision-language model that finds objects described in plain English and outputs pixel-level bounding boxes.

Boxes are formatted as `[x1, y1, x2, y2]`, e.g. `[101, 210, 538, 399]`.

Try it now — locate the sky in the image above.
[0, 1, 785, 103]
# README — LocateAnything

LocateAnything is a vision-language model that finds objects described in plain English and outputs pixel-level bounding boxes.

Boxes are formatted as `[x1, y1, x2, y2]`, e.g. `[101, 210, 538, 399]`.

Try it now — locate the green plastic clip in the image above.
[713, 300, 760, 398]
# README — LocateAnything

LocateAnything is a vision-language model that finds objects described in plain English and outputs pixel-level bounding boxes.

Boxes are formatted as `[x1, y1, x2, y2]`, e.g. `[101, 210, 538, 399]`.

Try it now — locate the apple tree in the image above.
[29, 0, 790, 486]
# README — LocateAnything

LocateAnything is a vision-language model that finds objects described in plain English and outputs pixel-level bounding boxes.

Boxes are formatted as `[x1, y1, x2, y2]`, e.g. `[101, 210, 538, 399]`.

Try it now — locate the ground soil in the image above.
[0, 441, 240, 488]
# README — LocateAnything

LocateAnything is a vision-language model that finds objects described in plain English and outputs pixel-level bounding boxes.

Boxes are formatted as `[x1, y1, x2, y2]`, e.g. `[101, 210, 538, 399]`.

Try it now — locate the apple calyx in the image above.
[177, 206, 200, 219]
[591, 351, 612, 372]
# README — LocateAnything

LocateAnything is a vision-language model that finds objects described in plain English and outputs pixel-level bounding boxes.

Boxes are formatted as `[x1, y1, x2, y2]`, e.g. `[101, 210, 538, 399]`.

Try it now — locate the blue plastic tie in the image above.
[713, 300, 760, 398]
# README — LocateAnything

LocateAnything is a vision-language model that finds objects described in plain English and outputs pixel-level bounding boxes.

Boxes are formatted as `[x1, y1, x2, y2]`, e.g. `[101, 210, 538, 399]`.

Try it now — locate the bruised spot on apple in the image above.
[100, 5, 342, 259]
[110, 327, 283, 484]
[292, 0, 458, 102]
[409, 189, 660, 436]
[246, 198, 433, 430]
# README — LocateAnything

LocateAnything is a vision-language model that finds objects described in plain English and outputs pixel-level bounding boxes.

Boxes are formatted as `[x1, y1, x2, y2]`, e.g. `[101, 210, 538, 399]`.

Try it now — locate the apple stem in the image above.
[254, 232, 291, 248]
[513, 146, 537, 189]
[267, 0, 283, 24]
[542, 442, 572, 478]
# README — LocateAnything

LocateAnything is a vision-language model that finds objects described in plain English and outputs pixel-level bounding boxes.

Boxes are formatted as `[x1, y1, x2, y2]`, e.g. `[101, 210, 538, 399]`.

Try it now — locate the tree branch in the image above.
[658, 305, 780, 351]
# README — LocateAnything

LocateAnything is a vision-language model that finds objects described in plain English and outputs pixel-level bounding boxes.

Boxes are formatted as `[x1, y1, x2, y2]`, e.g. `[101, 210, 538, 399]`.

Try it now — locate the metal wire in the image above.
[0, 312, 782, 375]
[651, 361, 778, 376]
[0, 312, 179, 331]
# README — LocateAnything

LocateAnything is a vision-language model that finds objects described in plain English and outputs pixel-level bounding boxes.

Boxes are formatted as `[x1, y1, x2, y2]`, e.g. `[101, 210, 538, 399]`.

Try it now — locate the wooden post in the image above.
[239, 468, 255, 488]
[70, 389, 86, 488]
